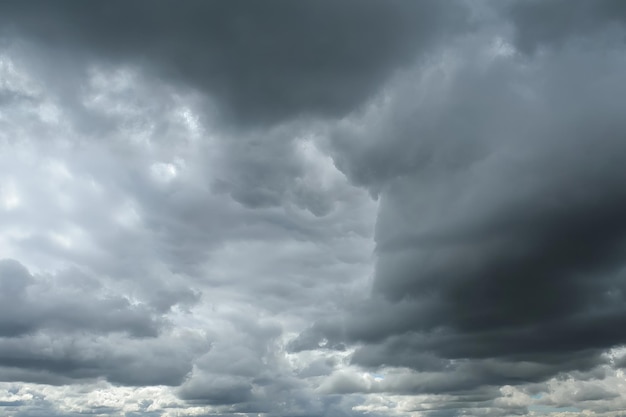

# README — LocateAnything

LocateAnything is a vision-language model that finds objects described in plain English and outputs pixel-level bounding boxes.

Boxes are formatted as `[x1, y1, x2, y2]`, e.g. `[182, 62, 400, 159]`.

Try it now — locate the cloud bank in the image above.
[2, 1, 626, 416]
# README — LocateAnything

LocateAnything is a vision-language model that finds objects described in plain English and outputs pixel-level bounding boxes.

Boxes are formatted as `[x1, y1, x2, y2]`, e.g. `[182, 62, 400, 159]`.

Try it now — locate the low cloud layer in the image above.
[2, 1, 626, 417]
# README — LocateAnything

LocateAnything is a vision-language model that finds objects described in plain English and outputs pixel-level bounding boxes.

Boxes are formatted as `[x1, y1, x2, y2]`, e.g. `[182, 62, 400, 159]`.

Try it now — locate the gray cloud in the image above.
[0, 259, 161, 338]
[293, 8, 626, 406]
[0, 0, 469, 128]
[0, 260, 209, 386]
[3, 1, 626, 417]
[506, 0, 626, 53]
[0, 31, 378, 415]
[0, 331, 207, 387]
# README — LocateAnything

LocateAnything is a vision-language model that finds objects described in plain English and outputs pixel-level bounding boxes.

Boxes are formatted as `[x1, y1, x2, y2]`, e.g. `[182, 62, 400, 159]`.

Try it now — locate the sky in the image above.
[2, 1, 626, 416]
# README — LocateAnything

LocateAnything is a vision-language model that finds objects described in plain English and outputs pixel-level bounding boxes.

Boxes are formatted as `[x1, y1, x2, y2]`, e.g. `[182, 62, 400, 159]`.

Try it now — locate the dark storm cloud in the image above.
[506, 0, 626, 52]
[0, 333, 204, 386]
[292, 13, 626, 398]
[319, 350, 603, 396]
[0, 259, 209, 386]
[5, 1, 626, 416]
[0, 259, 161, 338]
[0, 0, 468, 127]
[178, 375, 254, 405]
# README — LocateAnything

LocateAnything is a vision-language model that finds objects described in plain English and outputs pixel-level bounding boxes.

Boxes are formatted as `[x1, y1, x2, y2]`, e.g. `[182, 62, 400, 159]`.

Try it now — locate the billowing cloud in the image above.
[3, 1, 626, 417]
[330, 33, 626, 364]
[295, 0, 626, 412]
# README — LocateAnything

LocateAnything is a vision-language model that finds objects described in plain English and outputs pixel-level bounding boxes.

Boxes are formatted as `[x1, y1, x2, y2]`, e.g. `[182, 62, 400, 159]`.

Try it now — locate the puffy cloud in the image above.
[0, 22, 377, 414]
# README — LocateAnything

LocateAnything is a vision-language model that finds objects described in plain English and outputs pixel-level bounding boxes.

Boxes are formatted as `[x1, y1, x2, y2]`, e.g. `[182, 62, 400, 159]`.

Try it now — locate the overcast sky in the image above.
[2, 1, 626, 416]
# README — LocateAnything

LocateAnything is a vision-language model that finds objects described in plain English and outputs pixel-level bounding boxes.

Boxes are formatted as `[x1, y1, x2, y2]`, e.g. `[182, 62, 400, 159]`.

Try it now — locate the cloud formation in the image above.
[2, 1, 626, 417]
[1, 0, 467, 127]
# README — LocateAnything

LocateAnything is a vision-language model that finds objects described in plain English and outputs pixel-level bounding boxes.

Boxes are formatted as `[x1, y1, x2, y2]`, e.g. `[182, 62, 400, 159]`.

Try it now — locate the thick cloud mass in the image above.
[0, 259, 160, 338]
[310, 26, 626, 377]
[0, 259, 207, 387]
[3, 1, 626, 417]
[292, 14, 626, 415]
[506, 0, 626, 52]
[0, 0, 466, 127]
[294, 0, 626, 409]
